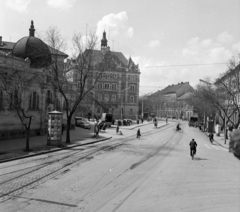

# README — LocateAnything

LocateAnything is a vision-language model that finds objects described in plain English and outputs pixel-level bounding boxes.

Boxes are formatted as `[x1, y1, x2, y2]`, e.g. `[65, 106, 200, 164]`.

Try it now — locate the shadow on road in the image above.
[193, 157, 208, 161]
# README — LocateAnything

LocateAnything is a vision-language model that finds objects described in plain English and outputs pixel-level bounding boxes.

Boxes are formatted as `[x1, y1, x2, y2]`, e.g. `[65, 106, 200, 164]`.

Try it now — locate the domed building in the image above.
[12, 21, 52, 68]
[0, 21, 68, 140]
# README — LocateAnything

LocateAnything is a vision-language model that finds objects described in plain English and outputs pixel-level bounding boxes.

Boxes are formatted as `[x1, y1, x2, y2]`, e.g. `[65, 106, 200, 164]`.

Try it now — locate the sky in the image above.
[1, 0, 240, 95]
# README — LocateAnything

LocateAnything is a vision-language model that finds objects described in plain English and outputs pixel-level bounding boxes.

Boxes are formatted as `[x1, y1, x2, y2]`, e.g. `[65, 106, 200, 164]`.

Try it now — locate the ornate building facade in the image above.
[0, 21, 68, 139]
[73, 31, 140, 120]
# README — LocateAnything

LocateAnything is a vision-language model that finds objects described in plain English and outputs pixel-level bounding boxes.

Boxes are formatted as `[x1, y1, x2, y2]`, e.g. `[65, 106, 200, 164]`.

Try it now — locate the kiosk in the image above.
[47, 110, 63, 146]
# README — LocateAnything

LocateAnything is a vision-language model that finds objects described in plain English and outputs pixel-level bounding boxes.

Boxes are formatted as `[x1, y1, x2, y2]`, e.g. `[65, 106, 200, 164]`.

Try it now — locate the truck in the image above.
[189, 116, 198, 127]
[101, 113, 113, 127]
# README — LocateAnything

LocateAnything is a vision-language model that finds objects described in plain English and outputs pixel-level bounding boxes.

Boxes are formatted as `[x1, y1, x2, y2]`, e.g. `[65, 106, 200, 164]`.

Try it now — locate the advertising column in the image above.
[47, 110, 63, 146]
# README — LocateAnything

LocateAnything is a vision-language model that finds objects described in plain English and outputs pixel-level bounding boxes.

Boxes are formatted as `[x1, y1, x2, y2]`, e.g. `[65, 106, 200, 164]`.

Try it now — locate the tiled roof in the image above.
[177, 92, 193, 100]
[89, 49, 129, 68]
[157, 82, 189, 95]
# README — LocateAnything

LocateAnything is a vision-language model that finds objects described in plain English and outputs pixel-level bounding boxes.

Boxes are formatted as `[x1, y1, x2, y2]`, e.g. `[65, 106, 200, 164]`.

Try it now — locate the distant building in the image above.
[148, 82, 194, 120]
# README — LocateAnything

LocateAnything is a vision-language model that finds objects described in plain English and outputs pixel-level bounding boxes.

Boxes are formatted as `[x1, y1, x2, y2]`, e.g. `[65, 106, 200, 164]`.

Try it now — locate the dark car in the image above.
[229, 130, 240, 157]
[189, 116, 198, 127]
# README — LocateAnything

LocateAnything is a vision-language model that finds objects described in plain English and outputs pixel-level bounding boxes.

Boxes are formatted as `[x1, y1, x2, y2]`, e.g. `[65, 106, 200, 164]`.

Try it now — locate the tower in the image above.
[101, 31, 108, 49]
[29, 20, 35, 37]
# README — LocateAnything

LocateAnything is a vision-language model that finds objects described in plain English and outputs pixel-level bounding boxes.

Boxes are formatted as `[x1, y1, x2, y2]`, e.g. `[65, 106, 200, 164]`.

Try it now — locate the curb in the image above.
[0, 136, 112, 164]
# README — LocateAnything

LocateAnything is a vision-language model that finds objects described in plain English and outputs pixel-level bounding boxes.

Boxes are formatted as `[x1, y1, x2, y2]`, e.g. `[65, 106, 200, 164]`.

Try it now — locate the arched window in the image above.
[9, 89, 19, 109]
[0, 90, 3, 110]
[29, 92, 39, 110]
[46, 90, 52, 103]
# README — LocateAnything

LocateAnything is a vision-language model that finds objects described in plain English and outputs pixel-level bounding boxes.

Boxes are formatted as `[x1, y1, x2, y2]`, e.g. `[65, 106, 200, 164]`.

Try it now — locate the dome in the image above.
[12, 36, 52, 68]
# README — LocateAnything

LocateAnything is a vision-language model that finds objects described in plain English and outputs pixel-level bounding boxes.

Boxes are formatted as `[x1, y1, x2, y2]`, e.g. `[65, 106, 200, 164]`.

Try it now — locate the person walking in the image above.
[209, 132, 214, 144]
[116, 124, 119, 134]
[166, 118, 168, 124]
[136, 128, 141, 139]
[62, 123, 65, 135]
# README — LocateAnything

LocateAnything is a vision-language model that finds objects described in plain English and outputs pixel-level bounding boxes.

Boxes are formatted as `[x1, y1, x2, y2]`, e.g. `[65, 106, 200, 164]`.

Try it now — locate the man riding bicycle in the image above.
[176, 123, 181, 131]
[189, 139, 197, 158]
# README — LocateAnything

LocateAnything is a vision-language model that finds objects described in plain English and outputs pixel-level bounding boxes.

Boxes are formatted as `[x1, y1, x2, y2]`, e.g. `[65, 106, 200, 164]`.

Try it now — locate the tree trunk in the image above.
[25, 130, 30, 151]
[66, 118, 71, 144]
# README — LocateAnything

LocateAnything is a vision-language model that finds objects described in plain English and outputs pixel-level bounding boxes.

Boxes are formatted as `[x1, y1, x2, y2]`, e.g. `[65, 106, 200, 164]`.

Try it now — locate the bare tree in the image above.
[0, 68, 42, 151]
[43, 27, 111, 143]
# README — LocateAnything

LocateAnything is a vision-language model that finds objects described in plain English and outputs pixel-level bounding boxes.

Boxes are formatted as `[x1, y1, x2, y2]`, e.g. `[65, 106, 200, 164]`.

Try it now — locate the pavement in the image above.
[0, 120, 168, 163]
[202, 129, 230, 150]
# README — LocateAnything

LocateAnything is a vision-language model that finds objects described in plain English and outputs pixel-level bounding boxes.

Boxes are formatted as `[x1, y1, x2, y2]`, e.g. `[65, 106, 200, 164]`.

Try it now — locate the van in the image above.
[189, 116, 198, 127]
[101, 113, 113, 127]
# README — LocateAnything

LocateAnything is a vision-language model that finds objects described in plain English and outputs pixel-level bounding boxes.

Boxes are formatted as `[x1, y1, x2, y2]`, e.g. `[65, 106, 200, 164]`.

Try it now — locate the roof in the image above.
[156, 82, 190, 95]
[85, 49, 129, 68]
[177, 92, 193, 100]
[0, 41, 15, 52]
[12, 36, 52, 68]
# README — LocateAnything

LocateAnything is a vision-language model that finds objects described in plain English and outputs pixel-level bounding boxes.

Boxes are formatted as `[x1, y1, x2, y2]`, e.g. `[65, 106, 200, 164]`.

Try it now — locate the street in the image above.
[0, 121, 240, 212]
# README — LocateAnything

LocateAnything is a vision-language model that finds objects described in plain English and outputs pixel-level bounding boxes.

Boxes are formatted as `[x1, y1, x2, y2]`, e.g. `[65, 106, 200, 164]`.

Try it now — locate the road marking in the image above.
[204, 144, 211, 149]
[212, 145, 219, 150]
[220, 147, 228, 151]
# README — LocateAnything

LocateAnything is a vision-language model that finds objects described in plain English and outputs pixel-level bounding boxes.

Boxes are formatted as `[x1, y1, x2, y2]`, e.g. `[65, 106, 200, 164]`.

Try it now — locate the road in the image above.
[0, 121, 240, 212]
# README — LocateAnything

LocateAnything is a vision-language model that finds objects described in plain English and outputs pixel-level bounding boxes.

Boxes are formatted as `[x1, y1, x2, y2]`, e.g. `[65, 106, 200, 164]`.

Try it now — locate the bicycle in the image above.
[173, 128, 183, 133]
[190, 148, 196, 160]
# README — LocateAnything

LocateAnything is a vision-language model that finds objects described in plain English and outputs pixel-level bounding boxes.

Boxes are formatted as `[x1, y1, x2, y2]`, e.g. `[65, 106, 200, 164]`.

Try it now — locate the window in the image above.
[97, 107, 101, 113]
[29, 92, 39, 110]
[130, 85, 135, 91]
[111, 84, 117, 90]
[0, 90, 3, 109]
[106, 74, 110, 80]
[104, 94, 109, 102]
[9, 90, 19, 109]
[130, 96, 134, 103]
[98, 94, 102, 101]
[104, 83, 110, 89]
[111, 95, 116, 102]
[46, 90, 53, 103]
[130, 108, 133, 114]
[98, 83, 103, 89]
[77, 81, 80, 88]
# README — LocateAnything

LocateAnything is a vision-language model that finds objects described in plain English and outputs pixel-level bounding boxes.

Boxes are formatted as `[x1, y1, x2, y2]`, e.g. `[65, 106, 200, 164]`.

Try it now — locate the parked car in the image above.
[78, 120, 91, 129]
[229, 129, 240, 158]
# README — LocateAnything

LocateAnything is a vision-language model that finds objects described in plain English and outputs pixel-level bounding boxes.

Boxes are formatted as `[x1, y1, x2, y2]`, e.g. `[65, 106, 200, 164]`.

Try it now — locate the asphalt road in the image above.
[0, 121, 240, 212]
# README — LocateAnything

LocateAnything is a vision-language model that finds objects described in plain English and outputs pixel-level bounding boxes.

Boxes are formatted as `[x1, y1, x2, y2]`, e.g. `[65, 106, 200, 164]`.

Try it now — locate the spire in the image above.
[101, 30, 108, 48]
[29, 20, 35, 37]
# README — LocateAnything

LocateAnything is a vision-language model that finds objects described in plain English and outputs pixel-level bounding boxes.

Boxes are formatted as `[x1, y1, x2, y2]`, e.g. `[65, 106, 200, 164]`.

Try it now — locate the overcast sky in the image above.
[1, 0, 240, 95]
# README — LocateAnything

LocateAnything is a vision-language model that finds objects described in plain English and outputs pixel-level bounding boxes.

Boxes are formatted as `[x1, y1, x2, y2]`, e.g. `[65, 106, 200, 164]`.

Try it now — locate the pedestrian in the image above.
[116, 124, 119, 134]
[136, 128, 141, 139]
[141, 118, 143, 123]
[62, 123, 65, 135]
[137, 119, 139, 124]
[96, 124, 100, 138]
[166, 118, 168, 123]
[209, 132, 214, 144]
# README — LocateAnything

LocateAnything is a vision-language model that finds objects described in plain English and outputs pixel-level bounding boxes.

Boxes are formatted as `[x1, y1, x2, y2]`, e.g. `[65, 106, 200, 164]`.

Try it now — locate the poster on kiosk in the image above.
[47, 110, 63, 146]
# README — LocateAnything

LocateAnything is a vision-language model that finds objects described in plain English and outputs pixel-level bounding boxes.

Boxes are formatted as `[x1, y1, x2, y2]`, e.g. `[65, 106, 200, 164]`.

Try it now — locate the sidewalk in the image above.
[203, 131, 229, 150]
[0, 120, 157, 163]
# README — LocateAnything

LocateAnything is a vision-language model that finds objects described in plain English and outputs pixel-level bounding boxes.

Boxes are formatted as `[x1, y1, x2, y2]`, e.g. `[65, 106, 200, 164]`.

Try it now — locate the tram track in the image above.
[0, 123, 174, 203]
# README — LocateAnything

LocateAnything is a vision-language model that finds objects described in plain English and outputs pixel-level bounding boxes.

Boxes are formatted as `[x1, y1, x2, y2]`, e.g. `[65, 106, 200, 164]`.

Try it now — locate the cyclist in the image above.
[176, 123, 181, 131]
[189, 139, 197, 159]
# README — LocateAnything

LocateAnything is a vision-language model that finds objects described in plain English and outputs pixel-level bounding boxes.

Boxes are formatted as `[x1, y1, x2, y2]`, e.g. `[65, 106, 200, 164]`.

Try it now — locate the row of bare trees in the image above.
[186, 55, 240, 129]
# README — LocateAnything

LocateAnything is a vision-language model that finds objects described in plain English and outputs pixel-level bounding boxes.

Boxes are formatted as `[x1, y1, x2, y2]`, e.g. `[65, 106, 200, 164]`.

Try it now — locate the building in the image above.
[0, 21, 68, 139]
[71, 31, 140, 120]
[148, 82, 194, 120]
